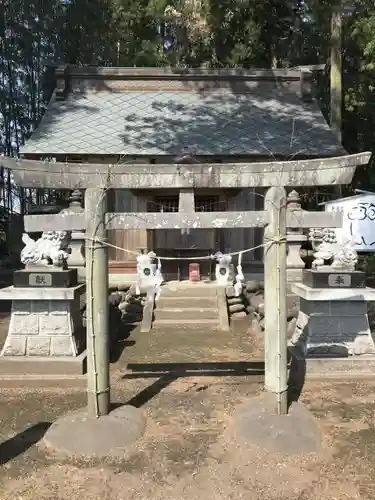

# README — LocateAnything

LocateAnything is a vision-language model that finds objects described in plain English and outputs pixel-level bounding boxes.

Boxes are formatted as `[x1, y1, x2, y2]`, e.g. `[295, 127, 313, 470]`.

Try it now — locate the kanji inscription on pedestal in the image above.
[328, 274, 351, 287]
[29, 273, 53, 287]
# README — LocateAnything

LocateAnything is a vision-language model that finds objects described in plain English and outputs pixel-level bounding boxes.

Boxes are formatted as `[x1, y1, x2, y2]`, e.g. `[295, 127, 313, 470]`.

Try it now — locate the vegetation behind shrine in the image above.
[1, 0, 375, 213]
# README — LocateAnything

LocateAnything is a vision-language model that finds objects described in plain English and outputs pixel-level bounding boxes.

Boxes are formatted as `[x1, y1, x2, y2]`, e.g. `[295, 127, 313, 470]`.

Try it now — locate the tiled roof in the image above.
[20, 71, 346, 157]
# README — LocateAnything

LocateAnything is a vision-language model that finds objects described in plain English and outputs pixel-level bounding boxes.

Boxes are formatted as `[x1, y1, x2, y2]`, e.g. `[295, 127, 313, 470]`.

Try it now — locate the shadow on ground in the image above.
[109, 310, 138, 364]
[122, 350, 307, 410]
[122, 361, 264, 408]
[110, 324, 137, 364]
[124, 360, 265, 378]
[122, 361, 265, 405]
[0, 422, 51, 466]
[287, 347, 306, 408]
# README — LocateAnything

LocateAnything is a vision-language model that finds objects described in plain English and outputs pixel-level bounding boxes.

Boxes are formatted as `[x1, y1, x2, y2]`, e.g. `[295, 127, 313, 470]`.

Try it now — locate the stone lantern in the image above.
[59, 189, 85, 281]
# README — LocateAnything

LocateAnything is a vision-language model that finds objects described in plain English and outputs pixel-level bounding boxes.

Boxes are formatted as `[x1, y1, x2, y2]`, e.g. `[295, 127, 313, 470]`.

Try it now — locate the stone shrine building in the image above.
[18, 66, 346, 281]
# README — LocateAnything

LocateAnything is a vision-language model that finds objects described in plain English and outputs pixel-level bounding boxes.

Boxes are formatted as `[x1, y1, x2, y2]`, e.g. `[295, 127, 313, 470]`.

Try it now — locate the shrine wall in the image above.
[107, 189, 149, 273]
[225, 188, 263, 263]
[107, 188, 263, 275]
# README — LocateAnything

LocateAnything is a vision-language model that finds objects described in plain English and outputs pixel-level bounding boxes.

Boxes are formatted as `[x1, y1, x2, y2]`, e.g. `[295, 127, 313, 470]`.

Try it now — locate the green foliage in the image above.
[61, 0, 119, 66]
[351, 7, 375, 69]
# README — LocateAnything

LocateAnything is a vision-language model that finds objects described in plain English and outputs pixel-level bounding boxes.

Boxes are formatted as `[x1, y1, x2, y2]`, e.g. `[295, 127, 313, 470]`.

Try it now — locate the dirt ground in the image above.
[1, 378, 375, 500]
[1, 315, 375, 499]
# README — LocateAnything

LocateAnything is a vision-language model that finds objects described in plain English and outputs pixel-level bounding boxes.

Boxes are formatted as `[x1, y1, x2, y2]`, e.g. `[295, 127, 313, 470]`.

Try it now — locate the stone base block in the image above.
[42, 405, 146, 459]
[292, 283, 375, 302]
[1, 335, 78, 357]
[289, 346, 375, 377]
[234, 393, 322, 455]
[291, 283, 375, 357]
[0, 285, 85, 358]
[0, 350, 87, 375]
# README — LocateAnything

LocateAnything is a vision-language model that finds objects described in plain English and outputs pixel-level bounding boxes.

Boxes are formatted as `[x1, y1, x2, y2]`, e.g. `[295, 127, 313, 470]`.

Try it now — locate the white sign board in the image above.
[325, 194, 375, 252]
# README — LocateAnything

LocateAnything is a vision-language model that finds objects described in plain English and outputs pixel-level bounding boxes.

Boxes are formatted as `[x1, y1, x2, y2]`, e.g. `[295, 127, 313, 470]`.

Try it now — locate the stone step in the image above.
[156, 296, 217, 309]
[154, 307, 219, 321]
[152, 318, 220, 329]
[160, 285, 217, 298]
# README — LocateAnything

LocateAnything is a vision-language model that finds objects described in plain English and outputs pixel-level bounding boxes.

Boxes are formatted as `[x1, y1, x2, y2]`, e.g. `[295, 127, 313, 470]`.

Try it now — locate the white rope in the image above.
[86, 237, 277, 261]
[85, 235, 286, 301]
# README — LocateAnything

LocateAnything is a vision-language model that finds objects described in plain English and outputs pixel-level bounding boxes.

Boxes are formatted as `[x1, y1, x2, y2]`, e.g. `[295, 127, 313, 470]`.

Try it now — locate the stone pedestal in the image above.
[0, 284, 85, 357]
[291, 272, 375, 357]
[302, 269, 366, 289]
[14, 268, 78, 288]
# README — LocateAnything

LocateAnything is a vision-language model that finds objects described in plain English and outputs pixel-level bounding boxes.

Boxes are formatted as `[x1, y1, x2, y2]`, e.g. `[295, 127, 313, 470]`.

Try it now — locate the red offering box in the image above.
[189, 263, 200, 281]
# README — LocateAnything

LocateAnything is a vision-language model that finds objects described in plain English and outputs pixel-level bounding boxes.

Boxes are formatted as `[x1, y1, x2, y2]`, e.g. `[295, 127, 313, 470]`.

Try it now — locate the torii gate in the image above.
[2, 152, 371, 417]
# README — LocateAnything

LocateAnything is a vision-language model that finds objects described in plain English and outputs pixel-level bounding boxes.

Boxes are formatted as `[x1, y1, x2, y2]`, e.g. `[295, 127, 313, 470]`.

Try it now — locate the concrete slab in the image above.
[154, 308, 219, 320]
[234, 392, 322, 455]
[152, 318, 220, 329]
[0, 374, 87, 388]
[289, 346, 375, 377]
[0, 350, 87, 375]
[292, 283, 375, 301]
[306, 355, 375, 375]
[161, 283, 218, 298]
[42, 405, 146, 459]
[157, 296, 217, 308]
[0, 284, 85, 300]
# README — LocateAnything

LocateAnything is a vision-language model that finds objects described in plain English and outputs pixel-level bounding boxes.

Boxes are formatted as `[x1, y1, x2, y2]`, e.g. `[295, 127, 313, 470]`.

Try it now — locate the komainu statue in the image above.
[309, 228, 358, 272]
[20, 231, 71, 268]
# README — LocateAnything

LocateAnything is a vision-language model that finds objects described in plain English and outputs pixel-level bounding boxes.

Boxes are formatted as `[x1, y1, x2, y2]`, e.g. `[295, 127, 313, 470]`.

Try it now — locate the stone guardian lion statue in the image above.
[309, 228, 358, 272]
[20, 230, 71, 268]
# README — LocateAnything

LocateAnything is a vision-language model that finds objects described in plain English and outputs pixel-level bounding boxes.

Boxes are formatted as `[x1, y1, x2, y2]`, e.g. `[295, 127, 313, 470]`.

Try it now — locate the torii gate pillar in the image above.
[264, 187, 288, 415]
[85, 188, 110, 418]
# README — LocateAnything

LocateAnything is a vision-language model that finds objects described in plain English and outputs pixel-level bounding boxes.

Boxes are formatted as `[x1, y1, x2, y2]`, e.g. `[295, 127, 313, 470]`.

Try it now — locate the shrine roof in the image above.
[20, 66, 346, 158]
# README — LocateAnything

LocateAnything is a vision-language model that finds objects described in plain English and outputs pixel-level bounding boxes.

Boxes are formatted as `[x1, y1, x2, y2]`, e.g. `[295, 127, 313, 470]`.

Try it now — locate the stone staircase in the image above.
[151, 281, 229, 331]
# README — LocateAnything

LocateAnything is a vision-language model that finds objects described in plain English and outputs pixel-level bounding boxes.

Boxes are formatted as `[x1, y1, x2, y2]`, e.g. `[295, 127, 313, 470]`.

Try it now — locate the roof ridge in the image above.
[55, 66, 308, 81]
